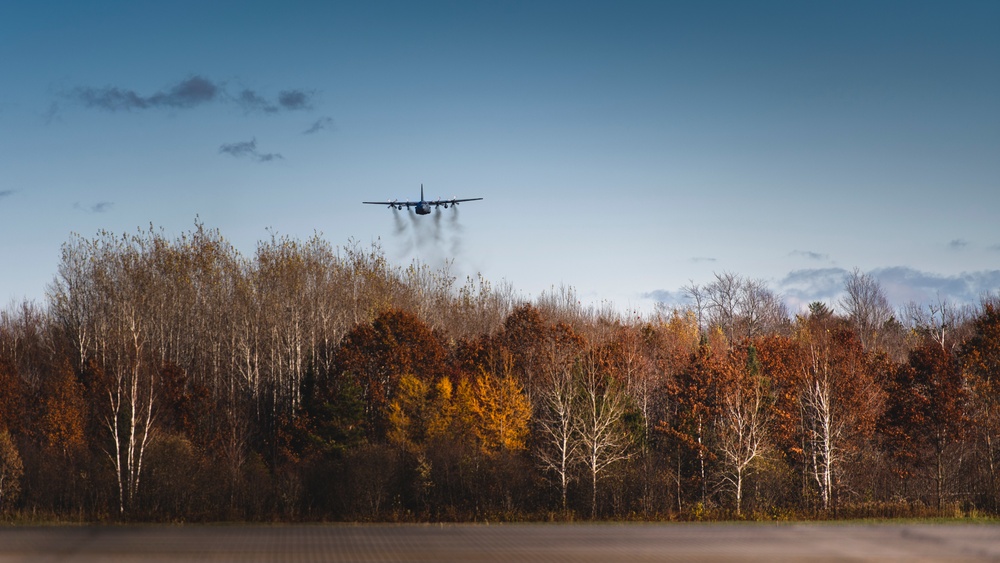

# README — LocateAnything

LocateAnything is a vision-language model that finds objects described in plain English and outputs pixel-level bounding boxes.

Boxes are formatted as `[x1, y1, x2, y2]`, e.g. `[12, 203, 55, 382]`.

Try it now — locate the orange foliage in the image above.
[40, 359, 86, 456]
[467, 371, 531, 456]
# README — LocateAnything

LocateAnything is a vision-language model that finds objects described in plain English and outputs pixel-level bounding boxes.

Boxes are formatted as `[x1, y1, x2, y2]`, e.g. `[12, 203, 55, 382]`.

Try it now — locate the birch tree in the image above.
[576, 356, 632, 518]
[715, 346, 770, 516]
[796, 310, 884, 511]
[535, 364, 579, 511]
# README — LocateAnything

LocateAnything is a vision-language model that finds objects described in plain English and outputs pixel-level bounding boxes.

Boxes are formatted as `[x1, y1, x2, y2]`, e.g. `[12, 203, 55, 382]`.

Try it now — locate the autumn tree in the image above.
[467, 371, 531, 457]
[447, 274, 517, 340]
[39, 358, 87, 458]
[494, 304, 550, 403]
[715, 345, 771, 516]
[796, 314, 884, 511]
[0, 430, 23, 512]
[0, 349, 25, 441]
[659, 336, 722, 513]
[961, 301, 1000, 509]
[745, 334, 802, 510]
[386, 374, 462, 456]
[602, 325, 657, 449]
[881, 339, 968, 508]
[333, 309, 451, 439]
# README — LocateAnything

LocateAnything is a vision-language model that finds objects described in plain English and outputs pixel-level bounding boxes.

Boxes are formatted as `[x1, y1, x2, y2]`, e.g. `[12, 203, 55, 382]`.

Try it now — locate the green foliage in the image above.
[301, 367, 366, 459]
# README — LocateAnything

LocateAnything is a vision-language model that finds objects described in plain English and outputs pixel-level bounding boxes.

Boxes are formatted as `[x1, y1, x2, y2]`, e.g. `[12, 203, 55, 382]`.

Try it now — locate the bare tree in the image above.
[840, 269, 893, 352]
[695, 273, 789, 345]
[682, 281, 707, 334]
[739, 278, 789, 340]
[904, 295, 973, 353]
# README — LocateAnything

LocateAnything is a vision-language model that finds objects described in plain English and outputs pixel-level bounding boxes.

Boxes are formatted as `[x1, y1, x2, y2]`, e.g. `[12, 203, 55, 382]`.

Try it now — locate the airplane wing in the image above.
[431, 197, 484, 207]
[362, 199, 416, 209]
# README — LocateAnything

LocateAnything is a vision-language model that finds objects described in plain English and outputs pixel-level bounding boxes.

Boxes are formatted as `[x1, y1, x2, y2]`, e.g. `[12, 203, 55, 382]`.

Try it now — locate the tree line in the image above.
[1, 223, 999, 522]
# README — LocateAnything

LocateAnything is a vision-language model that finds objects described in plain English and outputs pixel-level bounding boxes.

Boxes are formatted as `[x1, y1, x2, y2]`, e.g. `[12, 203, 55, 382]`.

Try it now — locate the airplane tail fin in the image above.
[420, 183, 424, 201]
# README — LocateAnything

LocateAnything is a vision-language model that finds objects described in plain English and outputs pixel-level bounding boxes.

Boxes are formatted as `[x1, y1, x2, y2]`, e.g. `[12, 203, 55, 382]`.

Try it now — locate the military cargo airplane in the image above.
[363, 184, 482, 215]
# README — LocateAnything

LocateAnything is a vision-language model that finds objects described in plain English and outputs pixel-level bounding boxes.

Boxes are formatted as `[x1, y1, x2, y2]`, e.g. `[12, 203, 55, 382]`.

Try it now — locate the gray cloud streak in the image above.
[73, 76, 219, 111]
[790, 249, 830, 261]
[69, 76, 314, 114]
[74, 201, 114, 213]
[278, 90, 311, 110]
[303, 116, 334, 134]
[219, 138, 283, 162]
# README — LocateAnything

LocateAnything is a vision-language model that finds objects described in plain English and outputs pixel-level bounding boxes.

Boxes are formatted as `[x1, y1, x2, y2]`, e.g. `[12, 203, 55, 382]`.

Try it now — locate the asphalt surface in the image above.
[1, 522, 999, 562]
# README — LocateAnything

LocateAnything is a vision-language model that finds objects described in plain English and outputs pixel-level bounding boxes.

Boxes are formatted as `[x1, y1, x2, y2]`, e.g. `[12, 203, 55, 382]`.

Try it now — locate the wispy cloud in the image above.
[778, 266, 1000, 310]
[219, 138, 283, 162]
[73, 76, 219, 111]
[641, 289, 689, 306]
[790, 249, 829, 261]
[236, 89, 278, 113]
[777, 267, 850, 311]
[278, 90, 311, 110]
[74, 201, 114, 213]
[690, 256, 717, 263]
[69, 76, 314, 114]
[0, 190, 15, 200]
[949, 238, 970, 250]
[869, 266, 1000, 305]
[303, 116, 334, 134]
[989, 244, 1000, 252]
[42, 102, 60, 125]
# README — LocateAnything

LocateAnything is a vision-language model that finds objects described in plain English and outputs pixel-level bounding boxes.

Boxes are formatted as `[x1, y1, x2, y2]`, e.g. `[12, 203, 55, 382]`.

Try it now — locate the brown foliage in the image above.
[334, 309, 453, 438]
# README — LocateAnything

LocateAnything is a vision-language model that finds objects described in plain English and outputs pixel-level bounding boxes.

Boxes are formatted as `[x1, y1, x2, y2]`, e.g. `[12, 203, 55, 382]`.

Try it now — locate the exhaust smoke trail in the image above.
[392, 208, 406, 236]
[391, 208, 412, 255]
[390, 207, 468, 273]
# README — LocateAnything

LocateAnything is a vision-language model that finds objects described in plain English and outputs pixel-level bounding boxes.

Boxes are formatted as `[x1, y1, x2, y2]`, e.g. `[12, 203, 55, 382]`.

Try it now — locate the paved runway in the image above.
[1, 522, 999, 562]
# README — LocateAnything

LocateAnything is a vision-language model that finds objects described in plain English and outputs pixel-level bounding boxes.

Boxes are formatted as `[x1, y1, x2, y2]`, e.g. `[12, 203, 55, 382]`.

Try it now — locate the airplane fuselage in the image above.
[415, 203, 432, 215]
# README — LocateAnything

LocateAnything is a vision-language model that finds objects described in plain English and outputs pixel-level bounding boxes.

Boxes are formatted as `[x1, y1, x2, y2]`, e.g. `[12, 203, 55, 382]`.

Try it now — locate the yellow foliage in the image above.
[425, 377, 455, 441]
[386, 374, 428, 453]
[388, 374, 472, 454]
[468, 371, 531, 456]
[664, 309, 701, 353]
[387, 371, 530, 458]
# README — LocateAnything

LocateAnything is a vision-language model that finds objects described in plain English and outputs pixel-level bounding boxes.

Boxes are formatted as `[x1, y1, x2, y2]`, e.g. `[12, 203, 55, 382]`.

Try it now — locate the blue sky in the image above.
[2, 1, 998, 314]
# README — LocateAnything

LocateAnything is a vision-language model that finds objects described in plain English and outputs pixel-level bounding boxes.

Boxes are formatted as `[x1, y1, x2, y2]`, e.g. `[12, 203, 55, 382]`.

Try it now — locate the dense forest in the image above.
[1, 223, 999, 522]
